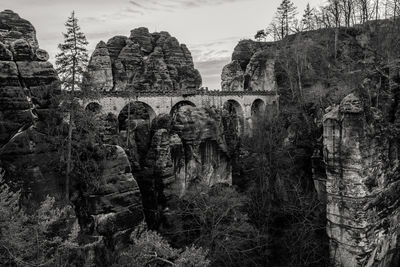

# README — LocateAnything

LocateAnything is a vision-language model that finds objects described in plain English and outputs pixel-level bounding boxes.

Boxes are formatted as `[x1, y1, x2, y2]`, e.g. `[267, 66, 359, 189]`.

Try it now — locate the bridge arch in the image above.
[223, 99, 245, 136]
[170, 100, 196, 116]
[251, 99, 266, 117]
[85, 102, 102, 113]
[118, 101, 156, 131]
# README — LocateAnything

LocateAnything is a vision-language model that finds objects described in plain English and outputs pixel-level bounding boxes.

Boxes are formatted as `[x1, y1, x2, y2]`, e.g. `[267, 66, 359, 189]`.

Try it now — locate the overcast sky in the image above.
[5, 0, 325, 89]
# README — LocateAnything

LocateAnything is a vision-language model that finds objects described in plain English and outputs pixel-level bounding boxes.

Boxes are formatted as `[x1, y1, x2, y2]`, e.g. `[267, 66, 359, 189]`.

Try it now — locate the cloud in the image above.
[186, 36, 246, 88]
[195, 57, 231, 89]
[127, 0, 249, 14]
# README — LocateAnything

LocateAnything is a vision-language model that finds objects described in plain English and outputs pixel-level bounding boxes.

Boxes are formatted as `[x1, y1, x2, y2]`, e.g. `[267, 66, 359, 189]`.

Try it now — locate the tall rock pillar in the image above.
[323, 94, 400, 267]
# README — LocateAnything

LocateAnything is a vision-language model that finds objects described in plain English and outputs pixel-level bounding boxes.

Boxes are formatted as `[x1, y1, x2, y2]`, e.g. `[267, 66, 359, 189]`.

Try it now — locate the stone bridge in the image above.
[80, 90, 279, 133]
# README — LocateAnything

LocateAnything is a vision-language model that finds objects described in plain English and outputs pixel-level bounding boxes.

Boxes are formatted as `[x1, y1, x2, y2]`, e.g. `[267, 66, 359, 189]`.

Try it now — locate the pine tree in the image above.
[254, 29, 267, 41]
[55, 11, 88, 200]
[56, 11, 89, 91]
[276, 0, 298, 38]
[302, 3, 315, 31]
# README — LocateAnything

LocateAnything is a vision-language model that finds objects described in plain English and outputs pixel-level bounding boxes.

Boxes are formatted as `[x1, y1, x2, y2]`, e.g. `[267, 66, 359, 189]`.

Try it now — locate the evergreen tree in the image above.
[55, 11, 88, 200]
[254, 29, 267, 41]
[56, 11, 89, 91]
[276, 0, 298, 38]
[302, 3, 315, 31]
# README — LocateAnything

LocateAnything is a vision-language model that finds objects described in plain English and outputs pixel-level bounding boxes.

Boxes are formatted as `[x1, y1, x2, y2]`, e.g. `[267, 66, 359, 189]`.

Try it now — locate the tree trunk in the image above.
[66, 59, 75, 201]
[126, 100, 131, 147]
[334, 28, 338, 60]
[376, 0, 379, 20]
[296, 55, 303, 100]
[65, 12, 77, 201]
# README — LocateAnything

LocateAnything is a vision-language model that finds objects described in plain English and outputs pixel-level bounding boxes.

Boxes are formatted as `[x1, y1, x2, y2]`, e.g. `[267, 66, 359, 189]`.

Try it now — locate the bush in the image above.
[114, 222, 210, 267]
[0, 169, 75, 266]
[162, 184, 269, 267]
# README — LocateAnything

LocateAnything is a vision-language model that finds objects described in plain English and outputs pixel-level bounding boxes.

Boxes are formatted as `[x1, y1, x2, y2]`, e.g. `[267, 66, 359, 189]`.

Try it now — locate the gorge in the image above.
[1, 7, 400, 267]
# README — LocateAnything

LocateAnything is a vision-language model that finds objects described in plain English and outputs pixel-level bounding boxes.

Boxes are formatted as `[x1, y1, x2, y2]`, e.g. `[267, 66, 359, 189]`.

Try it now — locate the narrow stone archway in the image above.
[251, 98, 266, 117]
[170, 100, 196, 116]
[85, 102, 102, 113]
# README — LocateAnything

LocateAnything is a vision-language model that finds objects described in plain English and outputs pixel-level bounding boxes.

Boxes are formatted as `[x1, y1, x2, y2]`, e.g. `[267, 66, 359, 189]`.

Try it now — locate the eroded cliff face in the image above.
[323, 94, 400, 267]
[0, 10, 144, 266]
[223, 21, 400, 266]
[85, 27, 202, 92]
[109, 105, 235, 227]
[84, 28, 236, 227]
[0, 9, 61, 203]
[221, 41, 277, 91]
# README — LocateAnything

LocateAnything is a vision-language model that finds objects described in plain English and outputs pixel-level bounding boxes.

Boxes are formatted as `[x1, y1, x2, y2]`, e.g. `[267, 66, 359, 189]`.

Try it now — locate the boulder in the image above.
[11, 39, 33, 60]
[34, 48, 49, 61]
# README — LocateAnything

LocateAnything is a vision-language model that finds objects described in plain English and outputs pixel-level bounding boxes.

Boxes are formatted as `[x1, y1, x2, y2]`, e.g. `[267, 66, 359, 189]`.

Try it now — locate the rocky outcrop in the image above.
[110, 105, 235, 227]
[0, 10, 59, 148]
[222, 40, 276, 91]
[73, 146, 143, 248]
[225, 19, 400, 267]
[323, 94, 400, 267]
[0, 11, 144, 266]
[0, 127, 63, 207]
[0, 9, 61, 202]
[167, 107, 231, 193]
[85, 28, 202, 92]
[0, 9, 38, 49]
[221, 60, 244, 91]
[0, 8, 61, 208]
[85, 41, 113, 91]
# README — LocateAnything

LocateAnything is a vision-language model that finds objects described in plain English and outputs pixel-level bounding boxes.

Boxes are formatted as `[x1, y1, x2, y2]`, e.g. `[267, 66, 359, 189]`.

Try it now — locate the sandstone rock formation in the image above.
[0, 10, 60, 148]
[0, 9, 61, 204]
[224, 20, 400, 266]
[73, 146, 143, 248]
[159, 106, 231, 196]
[85, 28, 202, 92]
[105, 104, 236, 227]
[221, 40, 277, 91]
[0, 11, 144, 266]
[85, 41, 113, 91]
[0, 9, 38, 49]
[323, 94, 400, 267]
[221, 60, 244, 91]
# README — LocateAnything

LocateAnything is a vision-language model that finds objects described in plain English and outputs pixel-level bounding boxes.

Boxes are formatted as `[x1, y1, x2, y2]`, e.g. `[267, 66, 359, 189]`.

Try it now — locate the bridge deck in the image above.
[78, 90, 279, 121]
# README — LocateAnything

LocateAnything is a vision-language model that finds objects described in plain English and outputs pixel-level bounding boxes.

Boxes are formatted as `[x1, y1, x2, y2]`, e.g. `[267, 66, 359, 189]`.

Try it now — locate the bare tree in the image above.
[275, 0, 298, 38]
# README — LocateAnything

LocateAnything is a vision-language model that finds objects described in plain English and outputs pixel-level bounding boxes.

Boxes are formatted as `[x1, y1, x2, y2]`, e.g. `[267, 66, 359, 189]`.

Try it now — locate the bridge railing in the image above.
[75, 88, 279, 99]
